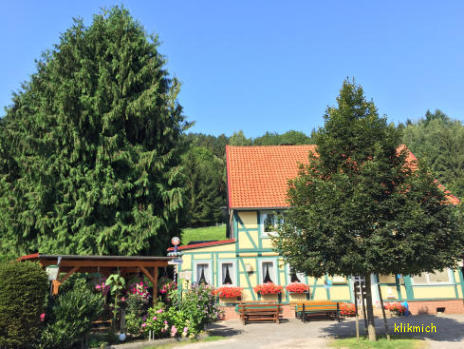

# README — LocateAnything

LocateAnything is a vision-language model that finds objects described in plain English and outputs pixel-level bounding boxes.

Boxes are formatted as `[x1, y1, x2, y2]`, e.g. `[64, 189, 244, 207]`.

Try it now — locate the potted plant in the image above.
[384, 302, 406, 316]
[213, 286, 243, 299]
[254, 283, 283, 295]
[339, 302, 356, 317]
[286, 282, 310, 294]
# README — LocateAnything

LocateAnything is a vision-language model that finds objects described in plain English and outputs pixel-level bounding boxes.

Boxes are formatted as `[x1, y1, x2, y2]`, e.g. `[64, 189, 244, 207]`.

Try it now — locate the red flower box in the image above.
[286, 282, 310, 294]
[213, 286, 242, 298]
[384, 302, 406, 315]
[254, 283, 283, 295]
[339, 302, 356, 316]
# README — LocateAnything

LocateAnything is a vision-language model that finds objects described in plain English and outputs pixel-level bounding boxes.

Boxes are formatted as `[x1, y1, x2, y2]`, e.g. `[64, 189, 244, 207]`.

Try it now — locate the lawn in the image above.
[144, 335, 226, 348]
[329, 336, 426, 349]
[181, 225, 227, 245]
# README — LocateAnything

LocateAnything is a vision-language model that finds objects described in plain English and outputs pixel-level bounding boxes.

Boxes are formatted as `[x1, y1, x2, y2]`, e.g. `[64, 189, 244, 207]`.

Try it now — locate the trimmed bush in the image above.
[0, 261, 48, 348]
[39, 278, 104, 349]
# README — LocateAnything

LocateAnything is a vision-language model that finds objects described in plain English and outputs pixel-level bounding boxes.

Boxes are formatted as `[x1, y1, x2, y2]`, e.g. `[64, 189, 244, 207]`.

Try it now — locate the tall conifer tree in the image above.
[275, 79, 464, 341]
[0, 7, 188, 256]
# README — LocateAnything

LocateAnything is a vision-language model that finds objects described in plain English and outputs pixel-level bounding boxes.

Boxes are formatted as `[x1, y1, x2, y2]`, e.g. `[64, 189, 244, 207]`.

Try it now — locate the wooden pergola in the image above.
[18, 253, 173, 297]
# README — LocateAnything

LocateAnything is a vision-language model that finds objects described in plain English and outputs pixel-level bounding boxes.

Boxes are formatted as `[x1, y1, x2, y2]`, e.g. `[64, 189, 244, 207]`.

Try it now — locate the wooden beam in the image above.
[139, 266, 155, 285]
[59, 266, 80, 283]
[57, 260, 169, 268]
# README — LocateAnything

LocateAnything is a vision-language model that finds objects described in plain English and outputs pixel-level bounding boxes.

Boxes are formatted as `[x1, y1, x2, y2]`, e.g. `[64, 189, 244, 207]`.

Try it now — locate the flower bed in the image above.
[213, 286, 242, 298]
[339, 302, 356, 316]
[285, 282, 309, 294]
[254, 283, 283, 295]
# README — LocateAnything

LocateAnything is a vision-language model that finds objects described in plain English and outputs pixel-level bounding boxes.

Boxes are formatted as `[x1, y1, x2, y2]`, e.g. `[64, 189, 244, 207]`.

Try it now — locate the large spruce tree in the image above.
[0, 7, 188, 256]
[275, 80, 464, 341]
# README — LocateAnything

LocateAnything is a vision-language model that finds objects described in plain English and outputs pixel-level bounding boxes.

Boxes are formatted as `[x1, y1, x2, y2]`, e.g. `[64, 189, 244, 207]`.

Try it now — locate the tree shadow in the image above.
[321, 315, 464, 342]
[206, 322, 242, 337]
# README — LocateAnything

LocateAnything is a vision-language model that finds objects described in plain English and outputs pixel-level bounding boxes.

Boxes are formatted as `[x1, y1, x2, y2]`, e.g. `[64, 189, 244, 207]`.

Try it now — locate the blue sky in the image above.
[1, 1, 464, 137]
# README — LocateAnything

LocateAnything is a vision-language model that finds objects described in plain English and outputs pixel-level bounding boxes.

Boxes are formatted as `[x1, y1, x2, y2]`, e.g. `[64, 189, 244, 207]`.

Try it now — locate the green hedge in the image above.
[0, 261, 48, 348]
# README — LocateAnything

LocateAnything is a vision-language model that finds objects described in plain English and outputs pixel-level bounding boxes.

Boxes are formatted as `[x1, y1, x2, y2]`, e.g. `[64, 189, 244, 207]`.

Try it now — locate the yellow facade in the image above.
[177, 210, 464, 306]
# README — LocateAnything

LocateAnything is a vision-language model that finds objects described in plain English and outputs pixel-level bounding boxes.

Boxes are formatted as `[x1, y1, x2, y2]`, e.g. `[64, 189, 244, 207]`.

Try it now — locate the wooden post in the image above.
[153, 267, 159, 303]
[354, 282, 360, 341]
[377, 278, 391, 340]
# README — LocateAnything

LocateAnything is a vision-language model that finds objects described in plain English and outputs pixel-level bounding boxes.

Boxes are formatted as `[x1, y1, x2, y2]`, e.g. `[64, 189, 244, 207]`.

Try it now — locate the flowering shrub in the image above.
[254, 283, 283, 295]
[160, 280, 177, 295]
[339, 303, 356, 316]
[143, 284, 222, 338]
[129, 281, 150, 300]
[384, 302, 406, 315]
[94, 279, 110, 296]
[213, 286, 242, 298]
[286, 282, 309, 294]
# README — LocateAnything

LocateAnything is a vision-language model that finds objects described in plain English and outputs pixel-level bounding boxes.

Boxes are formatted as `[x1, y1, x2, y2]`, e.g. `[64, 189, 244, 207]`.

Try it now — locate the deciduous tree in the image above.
[275, 80, 464, 341]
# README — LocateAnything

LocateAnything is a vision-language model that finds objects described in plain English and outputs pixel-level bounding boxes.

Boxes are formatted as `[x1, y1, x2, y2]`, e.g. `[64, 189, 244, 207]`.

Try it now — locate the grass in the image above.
[181, 225, 227, 245]
[329, 336, 427, 349]
[144, 335, 226, 348]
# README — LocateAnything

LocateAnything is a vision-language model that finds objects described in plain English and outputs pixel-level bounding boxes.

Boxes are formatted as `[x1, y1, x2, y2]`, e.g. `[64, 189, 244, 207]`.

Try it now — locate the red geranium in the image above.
[254, 283, 283, 295]
[213, 286, 243, 298]
[286, 282, 310, 294]
[384, 302, 406, 315]
[339, 303, 356, 316]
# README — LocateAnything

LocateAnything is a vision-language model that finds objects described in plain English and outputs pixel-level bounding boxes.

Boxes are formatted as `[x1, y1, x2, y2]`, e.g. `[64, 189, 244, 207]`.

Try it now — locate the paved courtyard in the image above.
[175, 314, 464, 349]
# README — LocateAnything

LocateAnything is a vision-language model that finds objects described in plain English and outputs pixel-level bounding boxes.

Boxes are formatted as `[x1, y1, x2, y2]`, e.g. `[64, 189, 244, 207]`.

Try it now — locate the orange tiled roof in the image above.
[226, 144, 460, 209]
[226, 145, 316, 209]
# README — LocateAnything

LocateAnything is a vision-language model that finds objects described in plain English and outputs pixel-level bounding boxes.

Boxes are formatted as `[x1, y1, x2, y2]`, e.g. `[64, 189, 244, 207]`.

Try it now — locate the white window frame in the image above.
[285, 264, 306, 284]
[411, 269, 453, 285]
[259, 258, 278, 284]
[218, 259, 237, 286]
[193, 260, 213, 285]
[260, 211, 282, 238]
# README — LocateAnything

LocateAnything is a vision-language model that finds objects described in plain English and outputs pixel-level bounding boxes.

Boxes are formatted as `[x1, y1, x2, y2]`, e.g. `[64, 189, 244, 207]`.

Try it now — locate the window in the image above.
[219, 261, 236, 286]
[412, 270, 452, 285]
[259, 260, 277, 284]
[286, 265, 305, 283]
[195, 261, 211, 285]
[260, 211, 282, 237]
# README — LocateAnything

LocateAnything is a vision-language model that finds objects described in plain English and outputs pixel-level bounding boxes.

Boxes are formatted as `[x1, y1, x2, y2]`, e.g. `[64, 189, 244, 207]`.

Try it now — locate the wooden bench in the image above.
[238, 302, 280, 325]
[91, 319, 112, 332]
[295, 301, 340, 322]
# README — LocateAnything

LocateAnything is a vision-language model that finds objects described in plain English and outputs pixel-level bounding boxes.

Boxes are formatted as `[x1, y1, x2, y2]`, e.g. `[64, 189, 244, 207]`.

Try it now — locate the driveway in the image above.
[174, 314, 464, 349]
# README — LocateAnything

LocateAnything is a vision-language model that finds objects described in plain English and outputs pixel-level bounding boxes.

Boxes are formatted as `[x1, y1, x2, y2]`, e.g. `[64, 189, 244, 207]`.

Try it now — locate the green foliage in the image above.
[181, 225, 226, 245]
[403, 110, 464, 198]
[144, 284, 221, 338]
[181, 147, 226, 227]
[229, 130, 252, 146]
[39, 278, 104, 349]
[0, 261, 48, 348]
[0, 6, 188, 256]
[253, 130, 313, 145]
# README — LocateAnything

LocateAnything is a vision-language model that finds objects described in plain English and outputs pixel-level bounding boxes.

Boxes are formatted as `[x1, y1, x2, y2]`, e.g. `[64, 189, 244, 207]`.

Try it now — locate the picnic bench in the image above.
[295, 301, 340, 322]
[238, 302, 281, 325]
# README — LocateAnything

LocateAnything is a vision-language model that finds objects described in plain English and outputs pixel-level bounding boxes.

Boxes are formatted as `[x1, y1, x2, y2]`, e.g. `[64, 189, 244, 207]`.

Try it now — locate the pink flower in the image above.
[40, 313, 45, 322]
[152, 316, 157, 321]
[170, 325, 177, 337]
[157, 309, 164, 313]
[95, 285, 101, 290]
[141, 323, 147, 328]
[164, 320, 168, 325]
[121, 297, 126, 302]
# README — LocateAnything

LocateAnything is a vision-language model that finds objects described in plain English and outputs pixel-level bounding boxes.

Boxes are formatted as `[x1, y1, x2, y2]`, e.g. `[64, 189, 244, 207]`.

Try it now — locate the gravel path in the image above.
[170, 314, 464, 349]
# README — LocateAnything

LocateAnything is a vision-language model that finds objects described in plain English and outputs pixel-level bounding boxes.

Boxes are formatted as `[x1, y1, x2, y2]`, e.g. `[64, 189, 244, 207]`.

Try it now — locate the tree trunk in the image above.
[364, 274, 377, 341]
